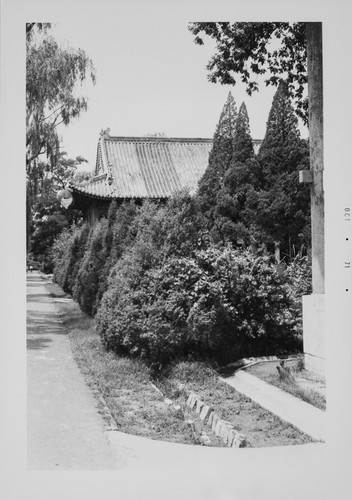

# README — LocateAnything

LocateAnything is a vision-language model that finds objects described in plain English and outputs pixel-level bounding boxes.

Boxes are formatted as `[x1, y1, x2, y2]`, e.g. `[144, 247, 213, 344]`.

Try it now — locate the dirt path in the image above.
[27, 272, 122, 470]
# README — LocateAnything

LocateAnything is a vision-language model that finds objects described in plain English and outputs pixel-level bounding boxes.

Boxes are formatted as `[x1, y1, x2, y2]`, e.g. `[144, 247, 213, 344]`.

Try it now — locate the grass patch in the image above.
[157, 362, 316, 448]
[45, 279, 317, 448]
[45, 278, 197, 444]
[61, 308, 197, 444]
[244, 361, 326, 411]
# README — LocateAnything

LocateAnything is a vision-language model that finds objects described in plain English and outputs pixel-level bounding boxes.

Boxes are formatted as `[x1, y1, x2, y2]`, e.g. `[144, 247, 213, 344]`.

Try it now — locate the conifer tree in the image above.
[232, 102, 254, 163]
[249, 80, 311, 259]
[224, 101, 260, 191]
[212, 102, 261, 244]
[197, 92, 238, 233]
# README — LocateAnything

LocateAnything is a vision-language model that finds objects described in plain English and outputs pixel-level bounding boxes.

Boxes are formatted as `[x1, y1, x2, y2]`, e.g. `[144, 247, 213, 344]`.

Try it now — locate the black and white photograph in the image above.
[1, 1, 352, 499]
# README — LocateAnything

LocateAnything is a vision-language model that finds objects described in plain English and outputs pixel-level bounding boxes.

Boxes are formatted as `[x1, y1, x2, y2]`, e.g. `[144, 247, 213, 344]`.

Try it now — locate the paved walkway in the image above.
[222, 371, 326, 442]
[27, 272, 122, 469]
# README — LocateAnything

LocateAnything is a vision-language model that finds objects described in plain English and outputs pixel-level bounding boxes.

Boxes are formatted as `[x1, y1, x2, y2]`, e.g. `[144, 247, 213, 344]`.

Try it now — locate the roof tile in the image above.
[72, 136, 213, 199]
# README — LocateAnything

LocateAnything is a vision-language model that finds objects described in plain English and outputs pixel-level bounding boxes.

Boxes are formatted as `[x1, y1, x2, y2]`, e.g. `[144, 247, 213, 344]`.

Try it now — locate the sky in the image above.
[50, 6, 308, 169]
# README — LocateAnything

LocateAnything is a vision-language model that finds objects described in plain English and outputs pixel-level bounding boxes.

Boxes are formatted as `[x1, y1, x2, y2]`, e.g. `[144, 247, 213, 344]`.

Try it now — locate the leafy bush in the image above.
[50, 227, 71, 272]
[72, 201, 140, 317]
[97, 245, 301, 368]
[95, 201, 139, 310]
[188, 247, 301, 360]
[73, 219, 110, 316]
[55, 192, 309, 369]
[160, 190, 207, 258]
[284, 254, 312, 336]
[52, 223, 90, 293]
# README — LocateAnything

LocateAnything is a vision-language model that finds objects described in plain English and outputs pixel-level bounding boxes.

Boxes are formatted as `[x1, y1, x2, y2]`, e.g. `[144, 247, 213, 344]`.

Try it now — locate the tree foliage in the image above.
[52, 223, 90, 293]
[188, 22, 308, 124]
[26, 24, 96, 170]
[97, 245, 301, 368]
[29, 153, 89, 271]
[250, 81, 311, 257]
[72, 201, 139, 316]
[26, 23, 96, 249]
[52, 189, 309, 368]
[197, 92, 238, 234]
[211, 101, 261, 245]
[285, 254, 312, 335]
[73, 219, 111, 316]
[197, 82, 310, 258]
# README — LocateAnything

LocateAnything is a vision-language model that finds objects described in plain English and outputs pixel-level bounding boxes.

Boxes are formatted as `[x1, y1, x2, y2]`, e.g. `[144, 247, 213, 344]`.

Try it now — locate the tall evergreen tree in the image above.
[232, 102, 254, 163]
[197, 92, 238, 233]
[225, 101, 259, 190]
[213, 102, 261, 244]
[249, 81, 311, 259]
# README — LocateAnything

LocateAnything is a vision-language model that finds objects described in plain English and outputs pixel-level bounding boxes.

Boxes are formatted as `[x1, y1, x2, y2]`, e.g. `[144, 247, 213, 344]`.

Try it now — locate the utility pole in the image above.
[307, 22, 324, 293]
[299, 22, 325, 374]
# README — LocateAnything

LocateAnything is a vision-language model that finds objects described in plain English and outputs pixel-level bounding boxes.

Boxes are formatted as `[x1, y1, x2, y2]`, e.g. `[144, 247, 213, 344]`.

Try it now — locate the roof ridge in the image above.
[103, 136, 262, 143]
[105, 136, 213, 143]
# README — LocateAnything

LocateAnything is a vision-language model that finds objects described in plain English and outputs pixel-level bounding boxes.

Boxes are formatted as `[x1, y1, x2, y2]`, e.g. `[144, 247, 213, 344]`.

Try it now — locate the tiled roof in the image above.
[70, 134, 262, 201]
[71, 135, 213, 200]
[70, 173, 114, 199]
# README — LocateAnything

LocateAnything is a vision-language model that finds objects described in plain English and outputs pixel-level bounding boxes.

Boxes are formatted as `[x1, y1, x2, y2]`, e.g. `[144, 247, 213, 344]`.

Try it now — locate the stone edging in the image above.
[90, 385, 119, 431]
[185, 391, 247, 448]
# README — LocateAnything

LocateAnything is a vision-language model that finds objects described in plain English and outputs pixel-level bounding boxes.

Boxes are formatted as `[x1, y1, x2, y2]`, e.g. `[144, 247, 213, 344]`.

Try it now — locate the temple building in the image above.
[63, 130, 261, 225]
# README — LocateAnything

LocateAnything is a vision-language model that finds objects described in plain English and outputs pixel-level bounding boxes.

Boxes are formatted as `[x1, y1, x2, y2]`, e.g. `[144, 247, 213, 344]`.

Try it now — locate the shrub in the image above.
[96, 192, 208, 365]
[96, 201, 139, 308]
[51, 227, 71, 274]
[52, 223, 90, 293]
[71, 192, 206, 319]
[97, 245, 301, 368]
[188, 247, 301, 361]
[284, 254, 312, 337]
[97, 254, 199, 366]
[73, 219, 110, 316]
[160, 190, 206, 258]
[58, 193, 308, 368]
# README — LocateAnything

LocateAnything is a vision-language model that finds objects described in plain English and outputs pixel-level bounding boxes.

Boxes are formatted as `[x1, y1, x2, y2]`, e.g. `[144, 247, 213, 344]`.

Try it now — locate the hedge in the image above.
[97, 246, 302, 368]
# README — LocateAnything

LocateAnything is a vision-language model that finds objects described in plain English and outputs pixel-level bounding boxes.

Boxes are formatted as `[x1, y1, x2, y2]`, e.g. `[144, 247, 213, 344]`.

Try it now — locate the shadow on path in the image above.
[26, 309, 65, 337]
[27, 271, 120, 470]
[27, 336, 53, 350]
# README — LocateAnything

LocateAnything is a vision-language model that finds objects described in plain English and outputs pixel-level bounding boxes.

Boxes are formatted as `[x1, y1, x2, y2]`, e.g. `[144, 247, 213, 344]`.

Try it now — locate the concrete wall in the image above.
[302, 294, 325, 376]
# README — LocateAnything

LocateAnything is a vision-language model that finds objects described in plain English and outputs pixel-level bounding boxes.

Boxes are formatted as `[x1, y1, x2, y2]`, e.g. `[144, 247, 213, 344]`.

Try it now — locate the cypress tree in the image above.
[197, 92, 238, 232]
[224, 101, 260, 191]
[73, 219, 109, 316]
[211, 102, 261, 245]
[232, 102, 255, 163]
[252, 80, 311, 259]
[96, 200, 139, 304]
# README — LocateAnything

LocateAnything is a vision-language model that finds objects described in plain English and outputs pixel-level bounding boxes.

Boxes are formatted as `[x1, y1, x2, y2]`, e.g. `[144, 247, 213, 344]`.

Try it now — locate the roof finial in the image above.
[100, 127, 111, 138]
